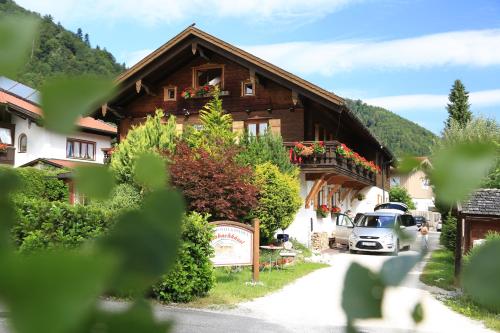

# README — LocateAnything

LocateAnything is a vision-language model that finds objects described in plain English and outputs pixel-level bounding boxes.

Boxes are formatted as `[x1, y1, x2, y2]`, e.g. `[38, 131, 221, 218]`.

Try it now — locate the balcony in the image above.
[283, 141, 377, 186]
[0, 146, 15, 165]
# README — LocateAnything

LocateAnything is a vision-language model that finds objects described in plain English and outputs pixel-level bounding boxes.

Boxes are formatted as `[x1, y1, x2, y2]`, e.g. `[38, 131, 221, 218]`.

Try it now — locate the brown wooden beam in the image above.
[327, 184, 342, 203]
[350, 187, 367, 204]
[305, 175, 327, 208]
[340, 188, 352, 202]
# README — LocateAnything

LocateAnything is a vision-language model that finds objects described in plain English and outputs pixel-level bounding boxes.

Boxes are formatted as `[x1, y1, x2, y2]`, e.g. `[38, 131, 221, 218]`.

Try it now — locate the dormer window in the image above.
[242, 80, 255, 96]
[193, 64, 224, 89]
[164, 86, 177, 101]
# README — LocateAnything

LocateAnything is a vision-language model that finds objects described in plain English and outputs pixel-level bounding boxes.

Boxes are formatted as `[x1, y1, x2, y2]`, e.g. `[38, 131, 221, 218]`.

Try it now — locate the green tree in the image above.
[434, 117, 500, 189]
[110, 109, 177, 184]
[237, 131, 298, 175]
[248, 162, 302, 243]
[183, 86, 235, 154]
[445, 79, 472, 129]
[388, 185, 416, 209]
[76, 28, 82, 40]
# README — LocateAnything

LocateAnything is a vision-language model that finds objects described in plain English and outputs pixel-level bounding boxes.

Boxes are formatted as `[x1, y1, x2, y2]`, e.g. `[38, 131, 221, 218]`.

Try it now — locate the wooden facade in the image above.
[97, 26, 393, 193]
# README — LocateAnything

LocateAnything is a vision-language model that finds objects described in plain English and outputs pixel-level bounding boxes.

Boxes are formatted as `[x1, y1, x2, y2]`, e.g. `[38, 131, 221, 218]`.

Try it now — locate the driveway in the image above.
[232, 232, 493, 333]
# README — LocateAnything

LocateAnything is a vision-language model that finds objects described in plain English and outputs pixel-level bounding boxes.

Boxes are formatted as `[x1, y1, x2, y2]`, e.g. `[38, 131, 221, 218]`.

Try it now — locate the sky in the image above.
[15, 0, 500, 134]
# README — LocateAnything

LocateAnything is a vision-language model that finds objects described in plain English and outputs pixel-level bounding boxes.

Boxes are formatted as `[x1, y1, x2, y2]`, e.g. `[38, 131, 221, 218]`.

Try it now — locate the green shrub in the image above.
[388, 185, 416, 209]
[440, 215, 457, 251]
[248, 162, 302, 243]
[110, 109, 177, 184]
[153, 212, 215, 303]
[4, 166, 68, 202]
[237, 132, 298, 175]
[91, 183, 142, 212]
[464, 231, 500, 265]
[12, 198, 116, 253]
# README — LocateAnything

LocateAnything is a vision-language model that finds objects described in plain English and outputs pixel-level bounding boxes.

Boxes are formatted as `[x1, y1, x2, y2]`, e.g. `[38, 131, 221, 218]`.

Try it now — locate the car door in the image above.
[400, 214, 418, 247]
[334, 214, 354, 245]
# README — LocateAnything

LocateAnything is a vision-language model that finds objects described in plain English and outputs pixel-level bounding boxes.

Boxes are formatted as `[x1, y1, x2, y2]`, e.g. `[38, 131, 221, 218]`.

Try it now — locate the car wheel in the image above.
[349, 249, 357, 254]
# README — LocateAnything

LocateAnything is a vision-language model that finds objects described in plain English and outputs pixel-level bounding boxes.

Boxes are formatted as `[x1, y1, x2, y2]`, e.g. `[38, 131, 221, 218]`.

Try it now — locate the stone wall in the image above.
[311, 232, 329, 252]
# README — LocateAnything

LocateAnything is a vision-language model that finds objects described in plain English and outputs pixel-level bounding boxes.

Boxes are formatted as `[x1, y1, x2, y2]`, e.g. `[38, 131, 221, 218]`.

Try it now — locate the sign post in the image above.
[252, 218, 260, 283]
[210, 219, 260, 284]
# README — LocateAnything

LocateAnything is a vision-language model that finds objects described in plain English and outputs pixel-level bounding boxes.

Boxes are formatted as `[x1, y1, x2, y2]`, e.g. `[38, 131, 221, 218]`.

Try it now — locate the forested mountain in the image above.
[0, 0, 125, 88]
[345, 99, 437, 157]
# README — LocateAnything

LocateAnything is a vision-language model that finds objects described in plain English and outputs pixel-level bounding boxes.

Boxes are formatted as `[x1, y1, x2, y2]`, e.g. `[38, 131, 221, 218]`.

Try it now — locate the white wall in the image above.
[12, 115, 112, 167]
[284, 172, 388, 247]
[413, 198, 435, 211]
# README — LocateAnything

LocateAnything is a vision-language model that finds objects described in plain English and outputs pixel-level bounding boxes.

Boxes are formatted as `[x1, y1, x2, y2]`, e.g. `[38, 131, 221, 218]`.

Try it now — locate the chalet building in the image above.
[96, 26, 394, 247]
[390, 157, 435, 211]
[0, 77, 116, 168]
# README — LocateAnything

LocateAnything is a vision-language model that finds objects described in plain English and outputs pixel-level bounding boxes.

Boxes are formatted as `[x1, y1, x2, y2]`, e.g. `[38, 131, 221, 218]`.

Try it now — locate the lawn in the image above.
[419, 249, 456, 290]
[186, 261, 328, 308]
[420, 249, 500, 332]
[445, 296, 500, 332]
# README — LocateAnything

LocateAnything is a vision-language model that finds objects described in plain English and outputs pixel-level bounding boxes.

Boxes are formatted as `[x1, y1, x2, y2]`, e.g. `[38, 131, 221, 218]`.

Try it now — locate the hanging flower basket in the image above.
[0, 143, 8, 153]
[316, 204, 330, 218]
[331, 206, 341, 216]
[357, 193, 366, 201]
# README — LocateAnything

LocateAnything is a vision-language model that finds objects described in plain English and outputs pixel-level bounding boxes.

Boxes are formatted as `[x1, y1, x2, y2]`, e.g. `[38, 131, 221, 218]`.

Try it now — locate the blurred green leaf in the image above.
[342, 262, 385, 320]
[380, 254, 420, 286]
[430, 142, 496, 205]
[0, 16, 38, 77]
[75, 165, 116, 200]
[0, 251, 116, 333]
[462, 239, 500, 312]
[411, 302, 424, 324]
[397, 156, 421, 174]
[134, 152, 167, 190]
[101, 189, 184, 293]
[81, 300, 171, 333]
[40, 76, 115, 135]
[0, 168, 20, 250]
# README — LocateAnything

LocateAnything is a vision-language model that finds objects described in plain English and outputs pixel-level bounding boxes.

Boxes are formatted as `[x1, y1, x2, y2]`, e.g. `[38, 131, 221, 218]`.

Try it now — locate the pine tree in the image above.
[445, 79, 472, 129]
[76, 28, 83, 40]
[84, 33, 90, 46]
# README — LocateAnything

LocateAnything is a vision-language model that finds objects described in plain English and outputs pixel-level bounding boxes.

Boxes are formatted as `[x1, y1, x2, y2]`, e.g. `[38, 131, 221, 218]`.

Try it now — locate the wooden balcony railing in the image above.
[283, 141, 377, 185]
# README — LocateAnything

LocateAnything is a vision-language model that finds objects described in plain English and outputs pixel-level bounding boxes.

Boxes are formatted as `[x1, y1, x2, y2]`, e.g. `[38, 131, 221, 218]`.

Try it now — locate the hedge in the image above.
[440, 215, 457, 252]
[153, 212, 215, 303]
[4, 166, 69, 202]
[13, 198, 116, 253]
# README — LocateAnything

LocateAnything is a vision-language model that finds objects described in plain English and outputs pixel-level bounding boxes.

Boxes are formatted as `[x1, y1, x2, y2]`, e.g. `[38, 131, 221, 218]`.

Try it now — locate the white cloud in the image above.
[242, 29, 500, 75]
[15, 0, 361, 25]
[364, 89, 500, 111]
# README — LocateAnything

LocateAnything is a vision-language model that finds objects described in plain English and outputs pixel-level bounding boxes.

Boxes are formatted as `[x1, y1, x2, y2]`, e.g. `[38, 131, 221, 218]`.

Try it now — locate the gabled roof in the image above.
[114, 26, 394, 160]
[20, 158, 97, 169]
[461, 189, 500, 217]
[0, 77, 117, 136]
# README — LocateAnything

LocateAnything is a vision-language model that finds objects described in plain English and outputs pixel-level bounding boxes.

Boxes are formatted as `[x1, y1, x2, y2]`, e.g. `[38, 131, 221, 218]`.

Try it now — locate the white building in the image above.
[0, 77, 116, 169]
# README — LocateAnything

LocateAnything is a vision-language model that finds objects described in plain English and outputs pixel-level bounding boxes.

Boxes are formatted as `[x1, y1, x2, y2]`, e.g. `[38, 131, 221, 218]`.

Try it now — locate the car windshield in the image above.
[357, 215, 395, 228]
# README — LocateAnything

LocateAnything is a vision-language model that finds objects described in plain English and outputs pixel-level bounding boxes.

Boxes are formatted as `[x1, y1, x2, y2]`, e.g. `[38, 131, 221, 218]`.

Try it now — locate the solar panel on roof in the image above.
[0, 76, 40, 104]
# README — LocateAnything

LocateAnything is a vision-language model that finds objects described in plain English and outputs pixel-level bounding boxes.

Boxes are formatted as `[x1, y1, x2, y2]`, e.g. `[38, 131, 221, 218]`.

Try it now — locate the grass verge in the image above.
[419, 249, 456, 290]
[444, 295, 500, 332]
[186, 261, 328, 308]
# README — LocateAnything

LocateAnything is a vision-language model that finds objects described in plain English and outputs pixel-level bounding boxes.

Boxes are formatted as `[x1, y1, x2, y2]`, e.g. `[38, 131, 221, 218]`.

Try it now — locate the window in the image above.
[66, 139, 95, 160]
[0, 127, 12, 145]
[18, 133, 27, 153]
[390, 176, 400, 187]
[163, 86, 177, 101]
[357, 215, 396, 228]
[246, 119, 268, 137]
[241, 80, 255, 96]
[401, 215, 416, 227]
[421, 177, 430, 189]
[194, 65, 223, 88]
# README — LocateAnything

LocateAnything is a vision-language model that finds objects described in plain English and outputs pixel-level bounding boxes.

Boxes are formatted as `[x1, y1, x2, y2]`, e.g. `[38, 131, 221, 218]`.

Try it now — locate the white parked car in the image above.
[349, 211, 418, 255]
[332, 214, 355, 247]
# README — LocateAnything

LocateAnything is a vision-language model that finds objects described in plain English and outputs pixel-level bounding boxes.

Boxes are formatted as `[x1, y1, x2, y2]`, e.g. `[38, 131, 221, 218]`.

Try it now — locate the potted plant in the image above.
[0, 143, 8, 154]
[357, 193, 365, 201]
[331, 206, 341, 216]
[316, 204, 329, 218]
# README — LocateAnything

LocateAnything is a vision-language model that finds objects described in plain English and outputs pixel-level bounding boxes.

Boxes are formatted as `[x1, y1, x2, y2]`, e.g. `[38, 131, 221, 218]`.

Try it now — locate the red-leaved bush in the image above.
[168, 142, 259, 221]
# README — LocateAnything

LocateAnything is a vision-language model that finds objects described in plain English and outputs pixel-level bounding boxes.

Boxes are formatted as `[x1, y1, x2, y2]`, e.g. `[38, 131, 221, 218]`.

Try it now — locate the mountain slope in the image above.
[345, 99, 437, 157]
[0, 0, 125, 88]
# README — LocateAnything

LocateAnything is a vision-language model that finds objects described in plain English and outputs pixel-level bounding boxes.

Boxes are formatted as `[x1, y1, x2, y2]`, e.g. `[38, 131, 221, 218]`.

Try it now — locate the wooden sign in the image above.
[210, 219, 260, 282]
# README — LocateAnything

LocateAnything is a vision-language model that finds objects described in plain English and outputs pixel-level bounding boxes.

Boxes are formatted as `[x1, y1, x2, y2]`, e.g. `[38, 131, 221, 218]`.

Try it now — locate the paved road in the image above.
[0, 232, 493, 333]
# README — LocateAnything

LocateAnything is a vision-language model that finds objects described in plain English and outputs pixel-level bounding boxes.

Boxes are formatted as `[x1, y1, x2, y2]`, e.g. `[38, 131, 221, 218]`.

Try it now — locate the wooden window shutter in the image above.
[269, 119, 281, 135]
[175, 123, 183, 135]
[232, 121, 245, 135]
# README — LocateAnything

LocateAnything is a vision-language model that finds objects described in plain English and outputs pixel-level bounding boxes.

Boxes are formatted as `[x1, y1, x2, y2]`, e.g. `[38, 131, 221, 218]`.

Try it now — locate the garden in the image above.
[8, 88, 316, 305]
